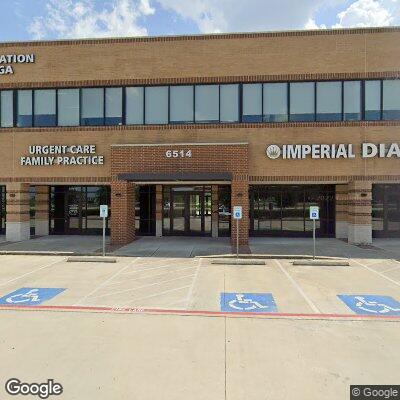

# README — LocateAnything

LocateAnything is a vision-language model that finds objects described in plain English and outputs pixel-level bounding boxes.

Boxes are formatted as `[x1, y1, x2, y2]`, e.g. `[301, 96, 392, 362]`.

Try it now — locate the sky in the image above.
[0, 0, 399, 42]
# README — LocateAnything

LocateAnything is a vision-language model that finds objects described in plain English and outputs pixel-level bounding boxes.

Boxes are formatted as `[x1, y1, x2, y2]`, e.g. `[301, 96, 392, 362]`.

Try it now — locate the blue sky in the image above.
[0, 0, 399, 42]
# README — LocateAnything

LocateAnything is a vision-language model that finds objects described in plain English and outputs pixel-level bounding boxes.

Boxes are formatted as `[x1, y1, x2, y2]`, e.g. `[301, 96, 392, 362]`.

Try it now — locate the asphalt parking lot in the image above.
[0, 254, 399, 399]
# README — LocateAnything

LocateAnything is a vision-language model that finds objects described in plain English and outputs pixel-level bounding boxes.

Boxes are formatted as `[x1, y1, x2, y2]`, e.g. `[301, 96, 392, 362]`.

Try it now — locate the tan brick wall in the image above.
[6, 183, 30, 223]
[35, 186, 49, 221]
[348, 181, 372, 226]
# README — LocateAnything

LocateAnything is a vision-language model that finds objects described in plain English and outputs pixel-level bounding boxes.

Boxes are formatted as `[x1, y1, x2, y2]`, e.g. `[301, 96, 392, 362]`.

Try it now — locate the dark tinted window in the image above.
[343, 81, 361, 121]
[365, 80, 381, 121]
[1, 91, 13, 127]
[81, 88, 104, 126]
[170, 86, 194, 123]
[263, 83, 288, 122]
[105, 87, 122, 125]
[290, 82, 315, 122]
[58, 89, 80, 126]
[34, 89, 56, 127]
[383, 80, 400, 120]
[220, 84, 239, 122]
[126, 87, 144, 125]
[17, 90, 33, 127]
[195, 85, 219, 123]
[316, 81, 342, 121]
[145, 86, 168, 124]
[243, 84, 262, 122]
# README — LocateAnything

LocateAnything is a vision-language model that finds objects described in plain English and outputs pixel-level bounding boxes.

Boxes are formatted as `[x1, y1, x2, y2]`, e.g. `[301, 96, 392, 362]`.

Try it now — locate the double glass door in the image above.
[163, 186, 211, 236]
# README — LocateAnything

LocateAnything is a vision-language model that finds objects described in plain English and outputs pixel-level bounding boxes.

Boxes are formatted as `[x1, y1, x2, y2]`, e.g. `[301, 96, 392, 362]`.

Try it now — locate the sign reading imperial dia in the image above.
[0, 53, 35, 75]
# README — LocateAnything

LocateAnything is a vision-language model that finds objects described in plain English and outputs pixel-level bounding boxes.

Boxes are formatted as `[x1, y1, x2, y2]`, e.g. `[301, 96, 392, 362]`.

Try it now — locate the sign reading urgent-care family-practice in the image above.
[20, 145, 105, 166]
[0, 54, 35, 76]
[266, 143, 400, 160]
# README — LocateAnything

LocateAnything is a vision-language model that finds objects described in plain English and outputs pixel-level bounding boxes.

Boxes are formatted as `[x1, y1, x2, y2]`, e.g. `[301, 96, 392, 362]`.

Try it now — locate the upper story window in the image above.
[145, 86, 168, 124]
[58, 89, 80, 126]
[105, 87, 122, 125]
[195, 85, 219, 123]
[316, 81, 342, 121]
[343, 81, 361, 121]
[34, 89, 56, 127]
[290, 82, 315, 122]
[17, 90, 33, 127]
[383, 80, 400, 120]
[220, 84, 239, 123]
[243, 84, 262, 122]
[1, 79, 398, 129]
[263, 83, 288, 122]
[81, 88, 104, 126]
[365, 80, 381, 121]
[170, 85, 194, 124]
[126, 87, 144, 125]
[0, 91, 13, 127]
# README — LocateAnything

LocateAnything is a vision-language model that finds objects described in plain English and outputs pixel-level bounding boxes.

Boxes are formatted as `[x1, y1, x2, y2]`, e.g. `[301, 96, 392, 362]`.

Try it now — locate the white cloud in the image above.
[333, 0, 397, 27]
[28, 0, 155, 40]
[156, 0, 331, 33]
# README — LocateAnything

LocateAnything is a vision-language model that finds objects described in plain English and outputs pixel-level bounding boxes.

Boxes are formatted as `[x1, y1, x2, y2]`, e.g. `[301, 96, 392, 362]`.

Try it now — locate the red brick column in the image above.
[110, 180, 135, 245]
[211, 185, 219, 238]
[231, 178, 249, 246]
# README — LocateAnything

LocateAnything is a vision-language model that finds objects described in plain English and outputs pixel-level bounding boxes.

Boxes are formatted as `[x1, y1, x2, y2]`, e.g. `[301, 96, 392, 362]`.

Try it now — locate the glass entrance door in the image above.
[163, 186, 212, 236]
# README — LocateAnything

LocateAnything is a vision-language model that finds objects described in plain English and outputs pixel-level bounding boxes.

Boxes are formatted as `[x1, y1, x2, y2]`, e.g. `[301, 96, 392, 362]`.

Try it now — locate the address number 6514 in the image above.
[165, 150, 192, 158]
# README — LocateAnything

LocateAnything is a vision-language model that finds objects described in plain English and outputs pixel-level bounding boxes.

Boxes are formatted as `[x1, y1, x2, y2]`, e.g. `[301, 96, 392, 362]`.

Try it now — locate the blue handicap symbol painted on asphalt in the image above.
[0, 288, 65, 306]
[338, 294, 400, 316]
[220, 293, 278, 313]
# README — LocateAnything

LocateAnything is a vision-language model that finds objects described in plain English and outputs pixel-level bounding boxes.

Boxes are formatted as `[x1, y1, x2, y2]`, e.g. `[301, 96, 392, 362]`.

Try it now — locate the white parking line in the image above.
[274, 259, 321, 313]
[352, 259, 400, 287]
[120, 262, 188, 276]
[185, 258, 202, 309]
[381, 265, 400, 274]
[121, 285, 191, 307]
[89, 273, 196, 300]
[74, 257, 140, 305]
[0, 257, 66, 288]
[105, 265, 197, 286]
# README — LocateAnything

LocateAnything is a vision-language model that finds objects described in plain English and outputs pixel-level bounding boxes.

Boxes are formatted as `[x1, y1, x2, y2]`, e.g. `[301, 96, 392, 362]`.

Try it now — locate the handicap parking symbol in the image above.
[0, 288, 65, 306]
[220, 293, 278, 313]
[338, 294, 400, 316]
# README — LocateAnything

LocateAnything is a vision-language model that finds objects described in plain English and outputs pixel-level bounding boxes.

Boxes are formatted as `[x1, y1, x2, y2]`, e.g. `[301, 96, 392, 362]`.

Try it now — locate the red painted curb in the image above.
[0, 304, 399, 320]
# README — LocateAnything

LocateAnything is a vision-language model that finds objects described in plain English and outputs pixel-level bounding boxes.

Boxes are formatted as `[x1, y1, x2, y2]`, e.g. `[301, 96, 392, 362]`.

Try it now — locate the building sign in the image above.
[20, 145, 105, 166]
[0, 54, 35, 76]
[266, 143, 400, 160]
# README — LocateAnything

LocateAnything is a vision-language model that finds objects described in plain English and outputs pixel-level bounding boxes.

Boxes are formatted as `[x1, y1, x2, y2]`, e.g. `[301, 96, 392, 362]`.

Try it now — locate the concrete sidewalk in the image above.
[0, 234, 397, 260]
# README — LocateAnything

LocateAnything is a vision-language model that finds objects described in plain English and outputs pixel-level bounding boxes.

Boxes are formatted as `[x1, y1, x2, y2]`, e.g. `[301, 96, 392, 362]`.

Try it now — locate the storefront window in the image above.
[365, 80, 381, 120]
[290, 82, 315, 122]
[126, 87, 144, 125]
[373, 185, 400, 237]
[242, 83, 262, 122]
[195, 85, 219, 123]
[105, 87, 122, 125]
[383, 80, 400, 120]
[316, 81, 342, 121]
[343, 81, 361, 121]
[17, 90, 33, 127]
[218, 186, 231, 236]
[34, 89, 56, 127]
[263, 83, 288, 122]
[0, 186, 6, 233]
[81, 88, 104, 126]
[170, 86, 194, 123]
[0, 91, 13, 127]
[220, 84, 239, 123]
[58, 89, 80, 126]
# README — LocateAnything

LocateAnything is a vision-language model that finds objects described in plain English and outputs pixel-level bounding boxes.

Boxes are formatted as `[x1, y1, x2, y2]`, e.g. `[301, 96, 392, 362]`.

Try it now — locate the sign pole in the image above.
[236, 218, 239, 259]
[102, 216, 106, 257]
[313, 218, 316, 260]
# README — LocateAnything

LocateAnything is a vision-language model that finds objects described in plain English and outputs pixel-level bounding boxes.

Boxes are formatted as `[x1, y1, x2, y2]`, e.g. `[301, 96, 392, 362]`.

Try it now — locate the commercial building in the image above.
[0, 27, 399, 246]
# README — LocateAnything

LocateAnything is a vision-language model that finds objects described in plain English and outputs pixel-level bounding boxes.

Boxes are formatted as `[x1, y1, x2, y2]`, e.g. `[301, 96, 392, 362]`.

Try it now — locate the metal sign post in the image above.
[309, 206, 319, 260]
[99, 205, 109, 257]
[233, 206, 243, 259]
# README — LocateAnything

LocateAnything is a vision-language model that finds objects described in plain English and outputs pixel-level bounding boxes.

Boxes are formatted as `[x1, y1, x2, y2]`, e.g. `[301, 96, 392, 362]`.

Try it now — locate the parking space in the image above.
[0, 254, 399, 317]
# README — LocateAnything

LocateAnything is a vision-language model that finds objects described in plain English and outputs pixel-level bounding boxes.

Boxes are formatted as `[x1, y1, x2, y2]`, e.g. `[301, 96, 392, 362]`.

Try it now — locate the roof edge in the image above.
[1, 26, 399, 48]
